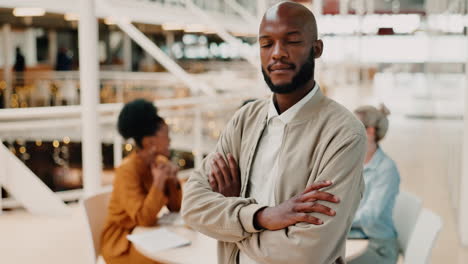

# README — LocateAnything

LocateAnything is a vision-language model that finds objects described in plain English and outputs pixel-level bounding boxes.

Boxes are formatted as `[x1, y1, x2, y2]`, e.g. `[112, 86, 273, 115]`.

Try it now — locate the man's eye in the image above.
[260, 43, 272, 48]
[288, 41, 302, 44]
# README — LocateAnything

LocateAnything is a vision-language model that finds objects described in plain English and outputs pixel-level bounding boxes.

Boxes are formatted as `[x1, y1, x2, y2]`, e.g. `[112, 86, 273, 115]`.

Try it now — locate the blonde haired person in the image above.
[100, 99, 182, 264]
[348, 104, 401, 264]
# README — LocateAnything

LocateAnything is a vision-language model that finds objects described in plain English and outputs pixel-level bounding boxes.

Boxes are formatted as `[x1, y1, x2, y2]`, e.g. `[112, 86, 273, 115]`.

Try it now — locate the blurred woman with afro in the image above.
[101, 99, 182, 264]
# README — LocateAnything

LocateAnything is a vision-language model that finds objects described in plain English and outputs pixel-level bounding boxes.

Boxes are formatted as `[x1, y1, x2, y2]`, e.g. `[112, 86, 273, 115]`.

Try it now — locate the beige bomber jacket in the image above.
[181, 89, 367, 264]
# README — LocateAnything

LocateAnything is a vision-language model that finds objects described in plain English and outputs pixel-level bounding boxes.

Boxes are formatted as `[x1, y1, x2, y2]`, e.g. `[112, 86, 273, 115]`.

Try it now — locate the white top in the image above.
[240, 84, 319, 264]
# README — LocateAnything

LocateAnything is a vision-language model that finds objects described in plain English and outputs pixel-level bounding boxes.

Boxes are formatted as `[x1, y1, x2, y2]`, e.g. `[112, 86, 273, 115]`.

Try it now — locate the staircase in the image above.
[0, 143, 70, 216]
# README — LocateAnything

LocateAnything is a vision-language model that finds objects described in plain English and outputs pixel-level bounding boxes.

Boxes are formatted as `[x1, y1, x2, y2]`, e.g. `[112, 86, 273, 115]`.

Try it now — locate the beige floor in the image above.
[0, 204, 91, 264]
[1, 81, 468, 263]
[381, 117, 468, 264]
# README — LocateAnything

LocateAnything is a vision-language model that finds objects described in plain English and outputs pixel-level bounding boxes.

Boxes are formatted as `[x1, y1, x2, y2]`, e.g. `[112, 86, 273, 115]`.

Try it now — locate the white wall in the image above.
[321, 35, 467, 63]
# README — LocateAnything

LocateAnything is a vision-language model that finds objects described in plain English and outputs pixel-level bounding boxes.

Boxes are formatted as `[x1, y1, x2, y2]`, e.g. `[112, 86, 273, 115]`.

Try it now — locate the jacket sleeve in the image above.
[236, 133, 366, 264]
[117, 167, 168, 227]
[181, 112, 265, 243]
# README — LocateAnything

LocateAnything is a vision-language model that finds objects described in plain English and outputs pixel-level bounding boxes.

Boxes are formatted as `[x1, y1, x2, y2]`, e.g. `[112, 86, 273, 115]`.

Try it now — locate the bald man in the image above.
[182, 2, 366, 264]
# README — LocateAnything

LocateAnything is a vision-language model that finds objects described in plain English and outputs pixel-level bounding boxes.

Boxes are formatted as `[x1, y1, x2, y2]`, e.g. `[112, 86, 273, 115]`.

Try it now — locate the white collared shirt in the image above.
[240, 83, 319, 264]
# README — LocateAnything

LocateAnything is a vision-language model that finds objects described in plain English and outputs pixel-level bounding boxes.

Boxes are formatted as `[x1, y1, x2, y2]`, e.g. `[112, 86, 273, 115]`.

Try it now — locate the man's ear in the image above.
[313, 39, 324, 59]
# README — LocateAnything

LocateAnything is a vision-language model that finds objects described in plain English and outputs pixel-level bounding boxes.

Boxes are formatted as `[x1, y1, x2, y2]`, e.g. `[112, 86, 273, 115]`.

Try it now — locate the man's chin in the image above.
[271, 81, 291, 87]
[269, 75, 293, 84]
[262, 70, 300, 94]
[268, 83, 298, 94]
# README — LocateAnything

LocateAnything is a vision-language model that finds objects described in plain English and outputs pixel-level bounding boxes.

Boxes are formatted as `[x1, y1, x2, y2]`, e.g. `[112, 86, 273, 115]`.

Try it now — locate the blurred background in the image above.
[0, 0, 467, 263]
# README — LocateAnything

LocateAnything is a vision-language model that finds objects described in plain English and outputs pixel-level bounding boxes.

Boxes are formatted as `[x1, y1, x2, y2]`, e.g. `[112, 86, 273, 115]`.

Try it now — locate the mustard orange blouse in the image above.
[100, 152, 182, 259]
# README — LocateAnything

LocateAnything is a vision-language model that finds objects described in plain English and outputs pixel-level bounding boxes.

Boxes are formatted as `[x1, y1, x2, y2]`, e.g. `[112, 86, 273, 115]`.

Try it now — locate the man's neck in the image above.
[273, 80, 315, 114]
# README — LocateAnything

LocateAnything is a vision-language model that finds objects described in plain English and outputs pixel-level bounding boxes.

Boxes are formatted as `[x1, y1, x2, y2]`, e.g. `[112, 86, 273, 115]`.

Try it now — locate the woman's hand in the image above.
[168, 162, 179, 182]
[151, 163, 171, 192]
[164, 162, 180, 194]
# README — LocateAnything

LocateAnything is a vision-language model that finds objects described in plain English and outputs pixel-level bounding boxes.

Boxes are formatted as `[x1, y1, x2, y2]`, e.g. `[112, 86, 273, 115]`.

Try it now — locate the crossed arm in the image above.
[209, 152, 339, 230]
[181, 115, 366, 263]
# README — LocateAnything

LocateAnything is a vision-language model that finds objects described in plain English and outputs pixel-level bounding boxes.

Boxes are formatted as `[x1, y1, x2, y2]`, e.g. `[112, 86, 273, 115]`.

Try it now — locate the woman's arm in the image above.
[165, 177, 182, 212]
[117, 166, 168, 226]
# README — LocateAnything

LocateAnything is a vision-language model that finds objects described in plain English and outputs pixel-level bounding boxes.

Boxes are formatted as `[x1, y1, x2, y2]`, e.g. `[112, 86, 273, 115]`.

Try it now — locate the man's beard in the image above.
[262, 48, 315, 94]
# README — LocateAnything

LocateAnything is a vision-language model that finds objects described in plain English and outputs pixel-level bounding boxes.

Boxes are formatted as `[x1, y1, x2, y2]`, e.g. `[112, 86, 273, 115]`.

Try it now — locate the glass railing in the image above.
[0, 88, 264, 204]
[0, 60, 259, 109]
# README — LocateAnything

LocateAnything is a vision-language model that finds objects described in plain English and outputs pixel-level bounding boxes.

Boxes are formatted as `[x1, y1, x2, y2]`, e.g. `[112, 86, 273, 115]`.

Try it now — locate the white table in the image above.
[133, 225, 369, 264]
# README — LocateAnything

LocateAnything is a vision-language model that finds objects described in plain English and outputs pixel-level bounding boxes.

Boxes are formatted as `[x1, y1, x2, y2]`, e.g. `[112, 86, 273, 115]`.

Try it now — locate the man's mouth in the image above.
[269, 63, 295, 72]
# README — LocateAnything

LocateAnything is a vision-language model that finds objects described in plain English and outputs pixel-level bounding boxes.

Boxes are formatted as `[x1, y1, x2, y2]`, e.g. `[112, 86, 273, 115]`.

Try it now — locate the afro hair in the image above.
[117, 99, 164, 147]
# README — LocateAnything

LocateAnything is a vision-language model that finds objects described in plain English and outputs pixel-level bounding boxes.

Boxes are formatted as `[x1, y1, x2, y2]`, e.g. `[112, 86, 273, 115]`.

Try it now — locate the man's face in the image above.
[259, 16, 315, 94]
[262, 48, 315, 94]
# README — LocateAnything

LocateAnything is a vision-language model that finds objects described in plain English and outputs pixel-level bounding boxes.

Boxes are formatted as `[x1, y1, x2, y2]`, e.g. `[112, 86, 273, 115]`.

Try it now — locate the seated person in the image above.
[101, 99, 182, 264]
[348, 104, 400, 264]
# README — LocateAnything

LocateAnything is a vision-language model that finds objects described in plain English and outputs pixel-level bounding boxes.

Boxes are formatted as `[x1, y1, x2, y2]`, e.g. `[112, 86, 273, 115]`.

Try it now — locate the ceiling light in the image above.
[184, 24, 206, 33]
[64, 13, 79, 21]
[232, 32, 257, 37]
[162, 23, 184, 31]
[13, 8, 45, 17]
[104, 17, 115, 25]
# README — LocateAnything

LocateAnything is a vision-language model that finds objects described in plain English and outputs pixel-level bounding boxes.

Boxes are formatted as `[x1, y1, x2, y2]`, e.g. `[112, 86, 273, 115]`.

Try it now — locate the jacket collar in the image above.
[267, 83, 319, 125]
[289, 86, 326, 124]
[262, 84, 325, 126]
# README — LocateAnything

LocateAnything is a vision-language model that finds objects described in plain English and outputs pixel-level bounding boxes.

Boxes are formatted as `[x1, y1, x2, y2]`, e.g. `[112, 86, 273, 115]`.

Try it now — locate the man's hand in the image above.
[254, 181, 340, 231]
[209, 153, 241, 197]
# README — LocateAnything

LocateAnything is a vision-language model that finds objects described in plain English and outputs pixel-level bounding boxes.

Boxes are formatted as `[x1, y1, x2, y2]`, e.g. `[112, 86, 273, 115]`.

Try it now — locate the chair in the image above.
[403, 208, 442, 264]
[393, 191, 423, 254]
[81, 190, 112, 264]
[393, 191, 442, 264]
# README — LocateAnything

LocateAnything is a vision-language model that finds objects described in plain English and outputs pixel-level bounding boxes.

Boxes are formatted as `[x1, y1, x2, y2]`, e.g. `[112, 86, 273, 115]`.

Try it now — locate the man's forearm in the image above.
[253, 207, 267, 230]
[181, 172, 260, 242]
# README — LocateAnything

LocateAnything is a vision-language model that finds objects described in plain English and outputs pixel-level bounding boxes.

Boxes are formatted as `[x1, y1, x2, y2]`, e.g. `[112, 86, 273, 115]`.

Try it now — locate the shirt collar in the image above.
[267, 83, 319, 125]
[364, 147, 384, 170]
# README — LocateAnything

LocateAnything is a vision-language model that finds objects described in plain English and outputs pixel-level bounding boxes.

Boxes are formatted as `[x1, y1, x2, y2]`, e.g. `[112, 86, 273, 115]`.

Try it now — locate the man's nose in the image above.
[271, 43, 288, 61]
